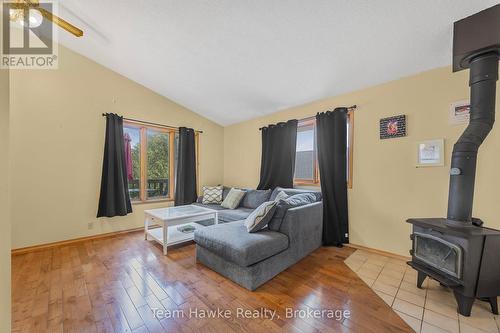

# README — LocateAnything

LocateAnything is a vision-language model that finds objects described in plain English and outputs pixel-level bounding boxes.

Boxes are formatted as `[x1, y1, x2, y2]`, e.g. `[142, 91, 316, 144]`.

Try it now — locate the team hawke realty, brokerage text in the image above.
[152, 307, 351, 321]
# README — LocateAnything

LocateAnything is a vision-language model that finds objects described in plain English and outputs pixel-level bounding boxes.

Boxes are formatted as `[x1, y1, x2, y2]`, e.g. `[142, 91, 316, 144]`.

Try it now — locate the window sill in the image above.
[294, 182, 353, 190]
[131, 198, 174, 205]
[294, 181, 320, 187]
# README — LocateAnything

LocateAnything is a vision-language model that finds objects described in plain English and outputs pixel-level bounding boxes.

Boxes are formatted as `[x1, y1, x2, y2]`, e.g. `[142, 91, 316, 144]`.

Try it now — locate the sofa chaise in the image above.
[193, 187, 323, 290]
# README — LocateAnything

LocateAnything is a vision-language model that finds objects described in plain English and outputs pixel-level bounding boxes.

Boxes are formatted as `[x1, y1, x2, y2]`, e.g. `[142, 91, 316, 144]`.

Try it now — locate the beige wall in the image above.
[8, 44, 500, 258]
[10, 45, 224, 249]
[224, 66, 500, 256]
[0, 39, 11, 333]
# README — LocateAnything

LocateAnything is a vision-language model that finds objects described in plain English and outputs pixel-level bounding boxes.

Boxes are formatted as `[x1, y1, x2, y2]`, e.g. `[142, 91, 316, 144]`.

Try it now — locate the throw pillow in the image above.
[221, 188, 246, 209]
[244, 201, 278, 233]
[274, 190, 289, 202]
[222, 186, 232, 200]
[271, 187, 322, 201]
[268, 193, 318, 231]
[202, 185, 223, 204]
[241, 189, 272, 209]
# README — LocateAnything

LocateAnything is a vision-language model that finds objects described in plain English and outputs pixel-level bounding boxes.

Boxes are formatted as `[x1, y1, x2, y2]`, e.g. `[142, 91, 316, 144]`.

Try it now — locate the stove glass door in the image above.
[414, 232, 462, 279]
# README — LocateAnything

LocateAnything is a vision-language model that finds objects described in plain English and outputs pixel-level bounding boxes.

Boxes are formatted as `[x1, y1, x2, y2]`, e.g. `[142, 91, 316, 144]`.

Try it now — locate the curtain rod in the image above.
[102, 113, 203, 133]
[259, 105, 357, 130]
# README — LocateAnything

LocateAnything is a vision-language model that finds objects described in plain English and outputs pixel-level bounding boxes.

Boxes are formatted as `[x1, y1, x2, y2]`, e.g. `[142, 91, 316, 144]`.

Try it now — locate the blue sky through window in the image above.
[297, 129, 314, 152]
[124, 127, 140, 148]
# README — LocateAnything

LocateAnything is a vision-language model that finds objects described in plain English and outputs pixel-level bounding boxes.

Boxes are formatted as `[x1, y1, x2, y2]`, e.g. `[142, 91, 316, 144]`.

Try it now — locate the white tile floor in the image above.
[345, 250, 500, 333]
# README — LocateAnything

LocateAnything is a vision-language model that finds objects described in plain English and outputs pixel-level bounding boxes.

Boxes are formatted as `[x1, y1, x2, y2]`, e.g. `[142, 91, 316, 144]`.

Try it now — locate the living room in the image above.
[1, 1, 500, 332]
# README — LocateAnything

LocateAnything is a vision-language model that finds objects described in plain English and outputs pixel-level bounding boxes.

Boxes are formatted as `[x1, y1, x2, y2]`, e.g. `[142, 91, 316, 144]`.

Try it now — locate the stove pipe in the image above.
[447, 53, 499, 222]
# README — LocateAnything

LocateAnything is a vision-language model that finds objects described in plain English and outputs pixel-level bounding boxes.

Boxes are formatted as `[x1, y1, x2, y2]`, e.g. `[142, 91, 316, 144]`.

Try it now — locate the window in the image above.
[294, 119, 318, 183]
[294, 111, 354, 188]
[123, 121, 197, 203]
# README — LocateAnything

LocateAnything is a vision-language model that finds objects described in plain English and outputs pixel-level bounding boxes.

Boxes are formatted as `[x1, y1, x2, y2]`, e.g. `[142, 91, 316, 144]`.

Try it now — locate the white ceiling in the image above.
[56, 0, 498, 126]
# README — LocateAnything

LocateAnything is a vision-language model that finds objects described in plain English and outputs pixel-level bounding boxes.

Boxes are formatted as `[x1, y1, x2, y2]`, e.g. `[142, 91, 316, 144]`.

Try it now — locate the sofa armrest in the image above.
[279, 202, 323, 254]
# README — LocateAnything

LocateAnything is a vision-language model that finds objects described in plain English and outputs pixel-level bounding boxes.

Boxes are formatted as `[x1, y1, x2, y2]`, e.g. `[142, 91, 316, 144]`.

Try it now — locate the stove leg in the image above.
[417, 271, 427, 289]
[488, 297, 498, 315]
[453, 290, 474, 316]
[478, 297, 498, 314]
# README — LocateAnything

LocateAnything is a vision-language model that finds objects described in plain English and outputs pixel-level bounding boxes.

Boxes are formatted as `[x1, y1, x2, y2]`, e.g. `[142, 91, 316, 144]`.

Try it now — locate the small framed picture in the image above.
[380, 115, 407, 139]
[450, 100, 470, 125]
[417, 139, 444, 167]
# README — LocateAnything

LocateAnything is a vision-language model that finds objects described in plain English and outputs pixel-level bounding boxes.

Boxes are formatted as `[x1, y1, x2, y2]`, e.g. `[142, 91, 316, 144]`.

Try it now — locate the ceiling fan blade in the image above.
[9, 1, 38, 10]
[37, 7, 83, 37]
[8, 3, 27, 10]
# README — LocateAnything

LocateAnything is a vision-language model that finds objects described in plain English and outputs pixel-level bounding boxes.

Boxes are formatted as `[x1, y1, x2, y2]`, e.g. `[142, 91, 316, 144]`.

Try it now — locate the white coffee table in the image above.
[144, 205, 218, 255]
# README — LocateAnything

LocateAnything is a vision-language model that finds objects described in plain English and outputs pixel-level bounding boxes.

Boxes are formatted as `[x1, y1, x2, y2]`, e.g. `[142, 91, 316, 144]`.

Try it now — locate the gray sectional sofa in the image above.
[193, 187, 323, 290]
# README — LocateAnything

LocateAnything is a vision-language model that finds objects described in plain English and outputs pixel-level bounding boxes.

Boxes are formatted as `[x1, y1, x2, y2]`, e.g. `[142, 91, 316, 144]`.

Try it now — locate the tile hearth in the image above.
[345, 250, 500, 333]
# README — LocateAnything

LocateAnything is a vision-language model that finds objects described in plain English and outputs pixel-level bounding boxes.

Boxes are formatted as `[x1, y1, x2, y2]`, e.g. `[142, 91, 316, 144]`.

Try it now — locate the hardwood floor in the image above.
[12, 231, 413, 333]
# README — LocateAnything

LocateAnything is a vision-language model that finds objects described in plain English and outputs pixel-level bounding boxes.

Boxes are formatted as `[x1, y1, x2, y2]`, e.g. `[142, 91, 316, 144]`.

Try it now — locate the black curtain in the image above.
[257, 119, 298, 190]
[175, 127, 198, 206]
[97, 113, 132, 218]
[316, 108, 349, 246]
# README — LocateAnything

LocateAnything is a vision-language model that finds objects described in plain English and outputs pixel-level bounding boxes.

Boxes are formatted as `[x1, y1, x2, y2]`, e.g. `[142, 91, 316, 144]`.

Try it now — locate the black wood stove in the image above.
[407, 4, 500, 317]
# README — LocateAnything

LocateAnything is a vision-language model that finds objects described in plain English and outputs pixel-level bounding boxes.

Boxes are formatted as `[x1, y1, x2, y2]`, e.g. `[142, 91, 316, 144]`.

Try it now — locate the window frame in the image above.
[293, 110, 354, 189]
[293, 118, 319, 186]
[123, 120, 199, 204]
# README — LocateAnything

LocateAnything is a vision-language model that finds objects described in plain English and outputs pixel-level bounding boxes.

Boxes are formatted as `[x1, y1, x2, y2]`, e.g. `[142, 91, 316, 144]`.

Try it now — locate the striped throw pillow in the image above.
[244, 201, 277, 233]
[202, 185, 223, 204]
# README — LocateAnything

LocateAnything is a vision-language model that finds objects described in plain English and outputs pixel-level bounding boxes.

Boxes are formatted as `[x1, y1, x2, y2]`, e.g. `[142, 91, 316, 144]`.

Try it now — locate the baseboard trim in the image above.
[11, 227, 144, 256]
[12, 229, 411, 260]
[345, 243, 410, 261]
